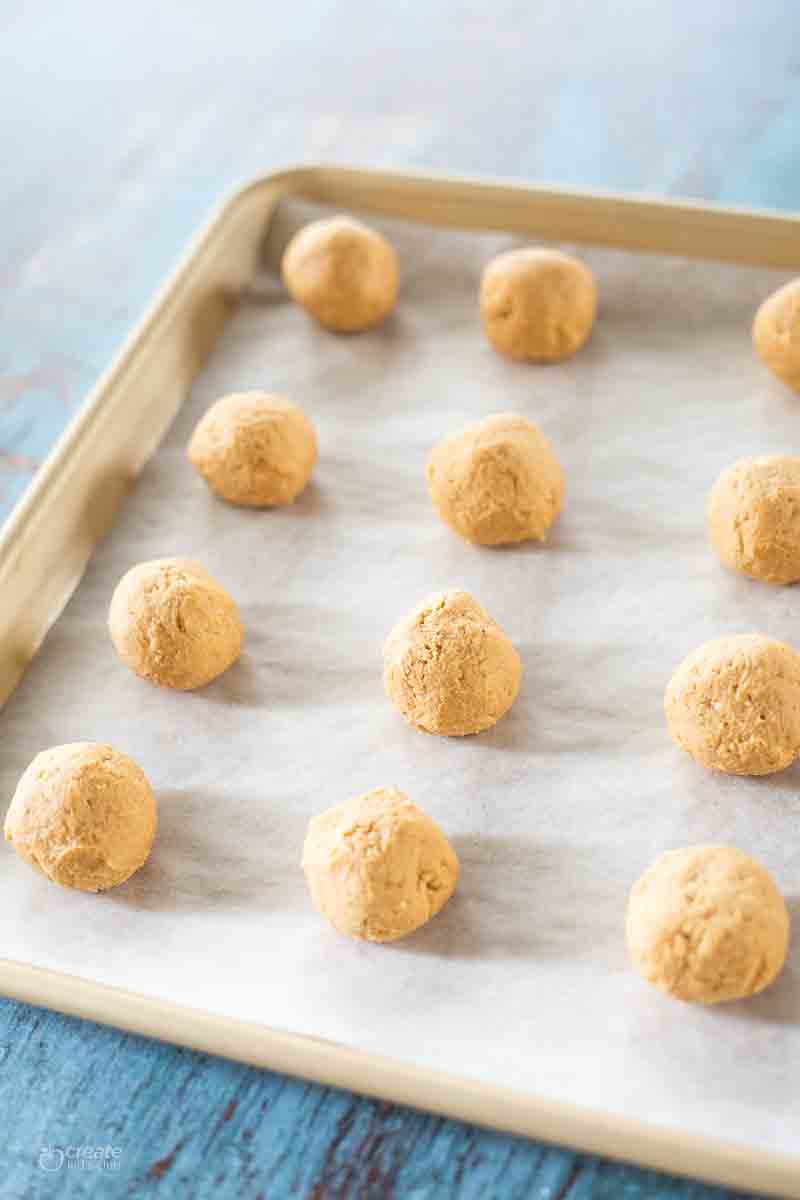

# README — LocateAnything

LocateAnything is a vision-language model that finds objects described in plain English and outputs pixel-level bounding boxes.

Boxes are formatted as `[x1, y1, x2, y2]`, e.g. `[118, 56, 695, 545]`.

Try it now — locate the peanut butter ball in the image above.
[4, 743, 157, 892]
[109, 558, 243, 691]
[302, 787, 459, 942]
[426, 412, 564, 545]
[281, 216, 398, 333]
[664, 634, 800, 776]
[384, 590, 521, 736]
[753, 278, 800, 391]
[188, 392, 317, 508]
[627, 845, 789, 1004]
[480, 248, 596, 362]
[708, 456, 800, 585]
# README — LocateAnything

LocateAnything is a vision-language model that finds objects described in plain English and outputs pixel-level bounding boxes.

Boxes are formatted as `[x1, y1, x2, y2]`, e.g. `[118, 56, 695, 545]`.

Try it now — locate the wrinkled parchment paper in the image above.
[1, 198, 798, 1159]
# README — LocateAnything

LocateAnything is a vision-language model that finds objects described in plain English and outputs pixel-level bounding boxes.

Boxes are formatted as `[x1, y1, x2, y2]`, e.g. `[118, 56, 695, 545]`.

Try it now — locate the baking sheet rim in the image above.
[2, 164, 799, 1197]
[2, 957, 798, 1198]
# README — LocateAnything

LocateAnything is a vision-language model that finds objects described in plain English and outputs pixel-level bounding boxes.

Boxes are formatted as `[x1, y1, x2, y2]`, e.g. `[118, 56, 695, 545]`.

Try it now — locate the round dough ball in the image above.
[302, 787, 459, 942]
[753, 278, 800, 391]
[708, 456, 800, 585]
[4, 743, 157, 892]
[426, 412, 564, 546]
[188, 392, 317, 507]
[109, 558, 243, 691]
[664, 634, 800, 776]
[281, 216, 398, 333]
[384, 590, 521, 736]
[480, 248, 597, 362]
[626, 845, 789, 1004]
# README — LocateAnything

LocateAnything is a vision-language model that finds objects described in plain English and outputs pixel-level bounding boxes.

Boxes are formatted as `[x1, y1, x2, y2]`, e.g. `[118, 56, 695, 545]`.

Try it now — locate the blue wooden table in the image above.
[2, 2, 798, 1195]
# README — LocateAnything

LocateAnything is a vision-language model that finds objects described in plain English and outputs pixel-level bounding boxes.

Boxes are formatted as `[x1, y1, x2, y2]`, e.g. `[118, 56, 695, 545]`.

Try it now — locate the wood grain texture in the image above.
[0, 1001, 757, 1200]
[0, 1, 797, 1196]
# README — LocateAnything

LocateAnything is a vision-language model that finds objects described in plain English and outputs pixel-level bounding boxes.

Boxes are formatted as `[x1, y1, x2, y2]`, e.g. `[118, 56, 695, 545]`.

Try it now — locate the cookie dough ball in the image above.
[281, 216, 398, 333]
[708, 456, 800, 585]
[4, 743, 157, 892]
[627, 846, 789, 1004]
[753, 278, 800, 391]
[109, 558, 243, 691]
[302, 787, 459, 942]
[188, 392, 317, 507]
[664, 634, 800, 776]
[480, 248, 597, 362]
[426, 412, 564, 546]
[384, 590, 521, 736]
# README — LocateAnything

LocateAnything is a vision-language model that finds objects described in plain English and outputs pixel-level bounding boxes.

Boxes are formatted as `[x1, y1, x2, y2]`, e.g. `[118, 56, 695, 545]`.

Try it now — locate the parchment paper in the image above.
[1, 198, 798, 1160]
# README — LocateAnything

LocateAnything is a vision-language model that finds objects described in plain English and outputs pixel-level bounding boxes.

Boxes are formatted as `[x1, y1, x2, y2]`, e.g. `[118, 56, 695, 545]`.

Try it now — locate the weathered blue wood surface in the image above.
[1, 1, 798, 1195]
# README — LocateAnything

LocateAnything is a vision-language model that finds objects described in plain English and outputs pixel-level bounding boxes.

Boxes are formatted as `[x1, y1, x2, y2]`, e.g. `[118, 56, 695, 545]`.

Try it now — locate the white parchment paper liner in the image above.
[1, 198, 798, 1157]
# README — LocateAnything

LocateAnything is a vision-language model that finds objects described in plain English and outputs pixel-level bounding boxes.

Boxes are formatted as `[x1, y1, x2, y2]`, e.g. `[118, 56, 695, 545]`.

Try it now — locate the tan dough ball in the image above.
[281, 216, 398, 333]
[708, 456, 800, 585]
[188, 392, 317, 507]
[4, 743, 157, 892]
[753, 278, 800, 391]
[302, 787, 459, 942]
[664, 634, 800, 776]
[480, 248, 597, 362]
[626, 845, 789, 1004]
[426, 412, 564, 546]
[109, 558, 243, 691]
[384, 590, 521, 736]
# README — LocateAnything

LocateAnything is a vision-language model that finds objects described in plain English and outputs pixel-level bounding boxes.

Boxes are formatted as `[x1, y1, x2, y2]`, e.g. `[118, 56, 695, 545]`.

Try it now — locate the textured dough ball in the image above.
[384, 590, 521, 736]
[188, 392, 317, 507]
[4, 743, 157, 892]
[281, 216, 398, 333]
[664, 634, 800, 776]
[109, 558, 243, 691]
[709, 456, 800, 585]
[480, 248, 597, 362]
[626, 845, 789, 1004]
[753, 278, 800, 391]
[426, 412, 564, 546]
[302, 787, 459, 942]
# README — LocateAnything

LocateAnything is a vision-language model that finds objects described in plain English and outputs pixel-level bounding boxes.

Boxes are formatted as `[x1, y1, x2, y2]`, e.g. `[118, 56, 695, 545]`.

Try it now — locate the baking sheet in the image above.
[1, 196, 798, 1162]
